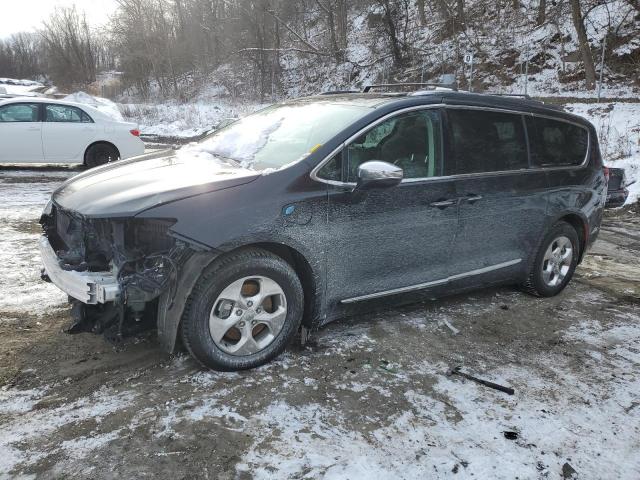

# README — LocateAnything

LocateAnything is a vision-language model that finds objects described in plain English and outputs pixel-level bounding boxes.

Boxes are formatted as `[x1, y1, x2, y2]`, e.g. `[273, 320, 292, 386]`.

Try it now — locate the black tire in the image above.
[84, 143, 119, 168]
[523, 221, 580, 297]
[181, 248, 304, 371]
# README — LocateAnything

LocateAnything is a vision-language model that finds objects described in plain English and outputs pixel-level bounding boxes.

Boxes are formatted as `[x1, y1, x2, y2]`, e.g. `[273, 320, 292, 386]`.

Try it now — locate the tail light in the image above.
[130, 129, 140, 137]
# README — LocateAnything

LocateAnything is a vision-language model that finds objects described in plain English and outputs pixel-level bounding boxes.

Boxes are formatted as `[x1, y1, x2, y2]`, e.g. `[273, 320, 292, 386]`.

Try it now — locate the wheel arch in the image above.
[157, 240, 322, 354]
[83, 141, 120, 165]
[556, 212, 588, 263]
[250, 242, 320, 330]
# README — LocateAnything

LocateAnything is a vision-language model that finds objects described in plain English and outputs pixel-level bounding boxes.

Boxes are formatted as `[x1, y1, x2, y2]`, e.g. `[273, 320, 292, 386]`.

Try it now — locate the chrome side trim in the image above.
[340, 259, 522, 304]
[310, 103, 591, 187]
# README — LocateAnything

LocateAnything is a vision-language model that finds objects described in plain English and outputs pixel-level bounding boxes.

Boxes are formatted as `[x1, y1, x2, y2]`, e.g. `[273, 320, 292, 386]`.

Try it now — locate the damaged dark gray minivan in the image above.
[40, 89, 607, 370]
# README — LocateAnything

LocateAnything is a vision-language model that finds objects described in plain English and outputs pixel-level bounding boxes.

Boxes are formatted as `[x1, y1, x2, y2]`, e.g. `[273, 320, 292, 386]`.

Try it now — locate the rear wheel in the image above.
[523, 221, 580, 297]
[181, 248, 303, 371]
[84, 143, 119, 168]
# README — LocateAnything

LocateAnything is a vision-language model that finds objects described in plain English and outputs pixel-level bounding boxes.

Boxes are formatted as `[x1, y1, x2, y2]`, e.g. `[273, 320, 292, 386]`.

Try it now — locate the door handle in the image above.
[464, 195, 483, 204]
[429, 199, 457, 209]
[27, 126, 40, 131]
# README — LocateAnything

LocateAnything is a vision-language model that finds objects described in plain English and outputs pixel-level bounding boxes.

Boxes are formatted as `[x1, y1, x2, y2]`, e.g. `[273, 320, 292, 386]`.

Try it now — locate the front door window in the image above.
[346, 109, 442, 181]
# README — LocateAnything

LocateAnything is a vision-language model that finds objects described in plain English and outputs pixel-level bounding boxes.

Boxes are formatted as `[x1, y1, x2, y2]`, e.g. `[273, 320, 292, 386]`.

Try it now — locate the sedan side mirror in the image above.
[356, 160, 403, 190]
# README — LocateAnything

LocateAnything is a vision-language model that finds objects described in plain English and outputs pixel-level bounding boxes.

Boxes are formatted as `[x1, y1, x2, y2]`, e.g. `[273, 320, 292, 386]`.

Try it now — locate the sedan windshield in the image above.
[192, 101, 372, 171]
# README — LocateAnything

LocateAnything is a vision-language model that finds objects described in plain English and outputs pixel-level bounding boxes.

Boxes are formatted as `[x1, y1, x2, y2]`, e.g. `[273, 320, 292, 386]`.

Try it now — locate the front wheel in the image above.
[523, 221, 580, 297]
[181, 248, 304, 371]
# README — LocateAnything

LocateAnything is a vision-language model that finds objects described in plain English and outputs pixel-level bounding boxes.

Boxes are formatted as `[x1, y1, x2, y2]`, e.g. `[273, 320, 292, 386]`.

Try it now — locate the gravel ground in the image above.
[0, 169, 638, 479]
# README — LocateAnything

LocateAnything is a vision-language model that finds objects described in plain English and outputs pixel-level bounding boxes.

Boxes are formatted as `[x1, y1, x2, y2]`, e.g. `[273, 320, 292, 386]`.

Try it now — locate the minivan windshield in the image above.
[190, 101, 372, 171]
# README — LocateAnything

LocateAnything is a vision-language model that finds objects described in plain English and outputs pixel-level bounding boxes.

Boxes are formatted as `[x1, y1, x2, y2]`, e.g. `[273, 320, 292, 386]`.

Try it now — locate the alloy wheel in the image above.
[541, 235, 573, 287]
[209, 275, 287, 356]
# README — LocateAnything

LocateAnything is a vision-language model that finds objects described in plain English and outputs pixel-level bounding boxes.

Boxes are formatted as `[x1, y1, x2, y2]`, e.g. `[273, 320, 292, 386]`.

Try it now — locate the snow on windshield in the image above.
[202, 114, 284, 165]
[190, 102, 371, 172]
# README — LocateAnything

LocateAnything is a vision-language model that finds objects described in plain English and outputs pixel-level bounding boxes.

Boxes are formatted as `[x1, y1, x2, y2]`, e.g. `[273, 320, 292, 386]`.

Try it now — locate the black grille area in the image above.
[41, 205, 176, 271]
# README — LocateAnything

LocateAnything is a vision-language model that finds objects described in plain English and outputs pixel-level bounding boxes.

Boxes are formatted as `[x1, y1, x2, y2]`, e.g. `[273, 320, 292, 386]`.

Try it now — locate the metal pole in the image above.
[598, 34, 607, 103]
[524, 43, 529, 96]
[469, 55, 474, 92]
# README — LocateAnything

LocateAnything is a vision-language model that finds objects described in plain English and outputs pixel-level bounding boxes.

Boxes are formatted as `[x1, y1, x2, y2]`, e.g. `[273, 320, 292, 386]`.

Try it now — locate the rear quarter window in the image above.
[526, 117, 588, 167]
[447, 109, 528, 175]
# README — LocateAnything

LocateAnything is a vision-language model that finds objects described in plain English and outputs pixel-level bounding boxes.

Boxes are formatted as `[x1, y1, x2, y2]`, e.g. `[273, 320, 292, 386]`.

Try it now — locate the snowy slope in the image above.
[567, 102, 640, 204]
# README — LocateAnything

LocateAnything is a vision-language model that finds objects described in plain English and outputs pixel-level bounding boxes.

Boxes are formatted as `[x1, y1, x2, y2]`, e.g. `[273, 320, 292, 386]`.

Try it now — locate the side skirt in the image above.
[340, 259, 522, 304]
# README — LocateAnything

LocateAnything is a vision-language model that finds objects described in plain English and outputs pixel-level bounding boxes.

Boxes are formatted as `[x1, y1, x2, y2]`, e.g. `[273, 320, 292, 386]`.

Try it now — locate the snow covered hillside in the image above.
[566, 102, 640, 204]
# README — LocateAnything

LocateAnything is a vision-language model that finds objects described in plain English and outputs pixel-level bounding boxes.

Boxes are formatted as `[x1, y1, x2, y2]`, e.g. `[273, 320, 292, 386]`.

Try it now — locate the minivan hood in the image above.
[53, 149, 260, 218]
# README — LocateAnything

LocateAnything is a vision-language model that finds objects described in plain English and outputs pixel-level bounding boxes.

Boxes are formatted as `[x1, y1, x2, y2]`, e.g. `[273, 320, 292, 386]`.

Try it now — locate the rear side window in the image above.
[526, 117, 588, 167]
[447, 109, 528, 175]
[0, 103, 39, 122]
[45, 104, 93, 123]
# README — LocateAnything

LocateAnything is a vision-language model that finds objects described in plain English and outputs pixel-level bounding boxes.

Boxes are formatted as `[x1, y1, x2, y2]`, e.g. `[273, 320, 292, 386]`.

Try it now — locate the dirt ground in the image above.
[0, 170, 639, 479]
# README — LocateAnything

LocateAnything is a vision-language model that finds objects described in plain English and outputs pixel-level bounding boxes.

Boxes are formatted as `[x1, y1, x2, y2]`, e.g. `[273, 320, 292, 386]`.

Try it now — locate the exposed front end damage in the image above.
[39, 202, 189, 339]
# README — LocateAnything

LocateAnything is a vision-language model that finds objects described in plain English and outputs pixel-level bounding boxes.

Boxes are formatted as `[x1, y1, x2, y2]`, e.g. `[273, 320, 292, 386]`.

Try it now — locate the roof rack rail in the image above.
[363, 82, 457, 93]
[489, 93, 533, 100]
[319, 90, 360, 95]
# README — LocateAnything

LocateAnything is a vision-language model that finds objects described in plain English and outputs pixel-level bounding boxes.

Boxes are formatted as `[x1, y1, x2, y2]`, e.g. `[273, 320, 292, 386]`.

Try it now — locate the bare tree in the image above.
[0, 33, 43, 79]
[569, 0, 596, 89]
[40, 6, 97, 88]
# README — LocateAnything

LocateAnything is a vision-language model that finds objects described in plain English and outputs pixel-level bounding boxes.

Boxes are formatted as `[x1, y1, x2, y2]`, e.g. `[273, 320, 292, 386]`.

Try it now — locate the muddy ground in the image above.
[0, 170, 638, 479]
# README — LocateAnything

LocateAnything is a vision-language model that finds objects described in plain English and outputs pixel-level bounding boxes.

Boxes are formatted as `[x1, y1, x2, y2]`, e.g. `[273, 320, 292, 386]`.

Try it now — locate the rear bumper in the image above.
[605, 189, 628, 209]
[39, 236, 120, 304]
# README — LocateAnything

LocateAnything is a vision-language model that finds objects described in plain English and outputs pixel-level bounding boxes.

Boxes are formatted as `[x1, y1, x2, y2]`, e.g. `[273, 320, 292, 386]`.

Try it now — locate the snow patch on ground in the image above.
[0, 387, 134, 475]
[0, 78, 44, 97]
[0, 386, 49, 415]
[235, 302, 640, 479]
[0, 174, 71, 315]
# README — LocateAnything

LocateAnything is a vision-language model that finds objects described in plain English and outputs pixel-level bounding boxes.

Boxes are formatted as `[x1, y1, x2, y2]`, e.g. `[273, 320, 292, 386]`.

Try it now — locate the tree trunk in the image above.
[417, 0, 427, 26]
[336, 0, 348, 49]
[569, 0, 596, 89]
[536, 0, 546, 25]
[381, 0, 403, 67]
[456, 0, 465, 27]
[317, 1, 342, 62]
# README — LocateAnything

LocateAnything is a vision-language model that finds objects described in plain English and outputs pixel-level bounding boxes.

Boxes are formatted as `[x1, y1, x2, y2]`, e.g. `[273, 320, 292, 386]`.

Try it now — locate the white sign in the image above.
[463, 53, 474, 64]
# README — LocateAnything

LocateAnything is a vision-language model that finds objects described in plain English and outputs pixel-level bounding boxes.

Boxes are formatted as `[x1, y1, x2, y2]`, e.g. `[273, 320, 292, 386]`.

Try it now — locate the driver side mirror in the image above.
[355, 160, 403, 190]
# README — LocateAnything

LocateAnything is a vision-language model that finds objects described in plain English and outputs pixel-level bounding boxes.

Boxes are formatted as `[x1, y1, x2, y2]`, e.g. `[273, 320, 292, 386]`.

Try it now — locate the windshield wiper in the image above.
[211, 153, 243, 168]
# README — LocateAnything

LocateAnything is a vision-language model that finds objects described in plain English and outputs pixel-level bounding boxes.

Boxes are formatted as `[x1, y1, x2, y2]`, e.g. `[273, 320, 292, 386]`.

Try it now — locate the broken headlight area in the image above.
[41, 204, 189, 338]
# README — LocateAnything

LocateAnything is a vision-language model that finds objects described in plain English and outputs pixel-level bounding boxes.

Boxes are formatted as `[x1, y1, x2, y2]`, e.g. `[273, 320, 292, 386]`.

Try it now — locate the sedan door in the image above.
[42, 104, 97, 163]
[445, 108, 548, 278]
[0, 102, 44, 163]
[318, 108, 460, 307]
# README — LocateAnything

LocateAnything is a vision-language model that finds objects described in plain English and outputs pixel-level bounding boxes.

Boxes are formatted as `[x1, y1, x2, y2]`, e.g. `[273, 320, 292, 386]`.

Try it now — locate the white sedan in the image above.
[0, 97, 145, 167]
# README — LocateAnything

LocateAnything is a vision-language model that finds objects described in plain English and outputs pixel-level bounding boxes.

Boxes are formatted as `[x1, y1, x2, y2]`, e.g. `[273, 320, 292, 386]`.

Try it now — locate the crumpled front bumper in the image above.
[39, 236, 120, 304]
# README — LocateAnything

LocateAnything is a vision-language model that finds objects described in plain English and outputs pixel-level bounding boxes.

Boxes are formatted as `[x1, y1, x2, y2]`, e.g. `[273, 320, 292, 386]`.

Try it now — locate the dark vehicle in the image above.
[39, 88, 607, 371]
[605, 167, 629, 208]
